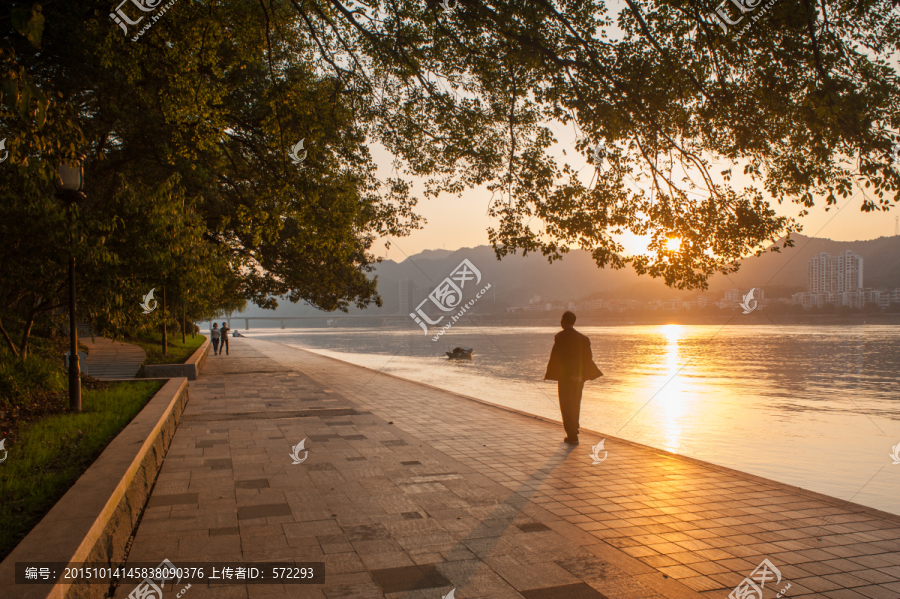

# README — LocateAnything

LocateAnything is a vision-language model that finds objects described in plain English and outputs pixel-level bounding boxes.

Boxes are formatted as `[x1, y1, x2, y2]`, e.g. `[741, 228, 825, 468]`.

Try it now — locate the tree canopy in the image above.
[297, 0, 900, 286]
[1, 0, 898, 353]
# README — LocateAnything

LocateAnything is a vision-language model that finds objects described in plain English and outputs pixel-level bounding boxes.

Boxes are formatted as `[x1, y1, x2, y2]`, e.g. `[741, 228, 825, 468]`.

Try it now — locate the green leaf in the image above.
[11, 4, 45, 48]
[1, 79, 19, 110]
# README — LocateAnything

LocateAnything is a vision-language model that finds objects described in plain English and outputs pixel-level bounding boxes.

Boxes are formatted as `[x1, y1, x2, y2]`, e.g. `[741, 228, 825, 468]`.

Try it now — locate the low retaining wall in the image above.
[142, 337, 210, 381]
[0, 378, 190, 599]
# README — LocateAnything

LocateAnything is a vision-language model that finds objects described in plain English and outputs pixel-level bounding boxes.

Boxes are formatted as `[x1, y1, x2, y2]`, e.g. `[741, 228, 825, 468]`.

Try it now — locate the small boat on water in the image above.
[446, 347, 474, 360]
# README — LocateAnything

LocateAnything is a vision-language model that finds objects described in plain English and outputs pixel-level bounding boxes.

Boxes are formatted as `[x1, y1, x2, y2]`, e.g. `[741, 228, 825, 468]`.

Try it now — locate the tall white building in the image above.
[808, 251, 863, 293]
[792, 250, 881, 308]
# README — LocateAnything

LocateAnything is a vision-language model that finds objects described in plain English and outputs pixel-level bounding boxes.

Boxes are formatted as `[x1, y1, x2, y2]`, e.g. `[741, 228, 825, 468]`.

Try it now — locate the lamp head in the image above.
[57, 162, 83, 191]
[55, 154, 86, 203]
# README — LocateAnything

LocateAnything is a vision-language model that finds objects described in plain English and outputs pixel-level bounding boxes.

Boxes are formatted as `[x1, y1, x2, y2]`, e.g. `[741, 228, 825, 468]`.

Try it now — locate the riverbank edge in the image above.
[0, 378, 189, 599]
[218, 313, 900, 331]
[268, 339, 900, 526]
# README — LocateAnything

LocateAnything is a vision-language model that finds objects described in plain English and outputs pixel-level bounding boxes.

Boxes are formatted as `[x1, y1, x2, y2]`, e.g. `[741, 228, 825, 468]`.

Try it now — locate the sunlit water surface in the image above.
[240, 325, 900, 516]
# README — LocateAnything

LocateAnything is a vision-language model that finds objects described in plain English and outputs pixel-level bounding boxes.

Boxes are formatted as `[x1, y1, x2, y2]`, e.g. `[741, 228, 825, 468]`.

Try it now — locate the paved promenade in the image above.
[121, 338, 900, 599]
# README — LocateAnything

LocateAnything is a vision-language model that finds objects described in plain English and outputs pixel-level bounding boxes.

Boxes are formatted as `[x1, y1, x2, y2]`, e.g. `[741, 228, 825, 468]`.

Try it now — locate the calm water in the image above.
[242, 324, 900, 516]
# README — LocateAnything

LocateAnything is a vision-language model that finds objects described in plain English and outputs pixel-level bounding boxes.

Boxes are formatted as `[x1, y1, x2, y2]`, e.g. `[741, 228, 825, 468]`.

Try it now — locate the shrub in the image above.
[0, 354, 65, 410]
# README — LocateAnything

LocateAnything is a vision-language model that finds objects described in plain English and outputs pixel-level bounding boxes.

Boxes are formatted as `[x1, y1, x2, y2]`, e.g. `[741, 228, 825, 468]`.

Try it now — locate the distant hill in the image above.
[404, 248, 455, 261]
[231, 234, 900, 318]
[704, 234, 900, 293]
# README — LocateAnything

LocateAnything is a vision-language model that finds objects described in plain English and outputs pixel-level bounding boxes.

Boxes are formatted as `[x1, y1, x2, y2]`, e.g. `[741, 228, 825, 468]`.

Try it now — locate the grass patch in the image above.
[0, 380, 163, 561]
[130, 333, 206, 365]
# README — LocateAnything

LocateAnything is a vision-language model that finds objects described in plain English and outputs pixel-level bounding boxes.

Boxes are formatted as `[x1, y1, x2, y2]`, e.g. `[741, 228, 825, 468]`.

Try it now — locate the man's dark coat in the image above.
[543, 327, 603, 381]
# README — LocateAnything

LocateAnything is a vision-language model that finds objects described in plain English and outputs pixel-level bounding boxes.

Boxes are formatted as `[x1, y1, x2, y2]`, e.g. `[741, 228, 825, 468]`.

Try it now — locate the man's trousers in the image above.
[557, 379, 585, 440]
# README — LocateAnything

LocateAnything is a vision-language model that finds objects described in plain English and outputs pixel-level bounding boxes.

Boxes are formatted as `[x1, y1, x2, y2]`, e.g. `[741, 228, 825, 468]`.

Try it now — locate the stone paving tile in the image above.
[118, 339, 900, 599]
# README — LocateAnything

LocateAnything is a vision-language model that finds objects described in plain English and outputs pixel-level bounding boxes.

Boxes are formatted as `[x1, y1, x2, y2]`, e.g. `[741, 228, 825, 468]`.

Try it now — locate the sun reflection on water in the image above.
[655, 324, 688, 452]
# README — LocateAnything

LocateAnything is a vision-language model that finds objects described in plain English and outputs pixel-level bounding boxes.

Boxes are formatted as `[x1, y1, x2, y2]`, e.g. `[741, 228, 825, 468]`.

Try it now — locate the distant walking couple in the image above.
[544, 311, 603, 445]
[210, 322, 230, 355]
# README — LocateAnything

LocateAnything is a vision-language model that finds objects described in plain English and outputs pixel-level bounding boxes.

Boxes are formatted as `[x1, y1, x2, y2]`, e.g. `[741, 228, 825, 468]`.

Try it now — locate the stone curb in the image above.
[0, 378, 190, 599]
[142, 336, 210, 381]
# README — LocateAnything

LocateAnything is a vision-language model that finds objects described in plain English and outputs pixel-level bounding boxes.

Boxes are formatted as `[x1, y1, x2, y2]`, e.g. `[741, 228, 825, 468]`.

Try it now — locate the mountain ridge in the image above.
[232, 234, 900, 318]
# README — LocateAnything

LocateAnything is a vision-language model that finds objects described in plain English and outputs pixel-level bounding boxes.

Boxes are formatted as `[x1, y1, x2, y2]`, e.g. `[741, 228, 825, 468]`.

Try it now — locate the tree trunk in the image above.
[15, 296, 59, 361]
[162, 285, 168, 356]
[182, 297, 186, 344]
[19, 305, 37, 361]
[0, 318, 19, 358]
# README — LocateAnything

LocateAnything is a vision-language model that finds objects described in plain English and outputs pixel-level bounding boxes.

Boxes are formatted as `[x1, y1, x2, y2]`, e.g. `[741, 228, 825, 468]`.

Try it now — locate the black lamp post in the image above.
[56, 157, 85, 412]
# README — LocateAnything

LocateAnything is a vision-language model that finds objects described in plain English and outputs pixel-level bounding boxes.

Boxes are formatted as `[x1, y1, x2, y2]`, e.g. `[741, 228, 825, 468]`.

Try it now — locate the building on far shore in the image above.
[399, 278, 424, 315]
[717, 289, 764, 309]
[662, 300, 690, 311]
[809, 250, 863, 293]
[792, 251, 899, 308]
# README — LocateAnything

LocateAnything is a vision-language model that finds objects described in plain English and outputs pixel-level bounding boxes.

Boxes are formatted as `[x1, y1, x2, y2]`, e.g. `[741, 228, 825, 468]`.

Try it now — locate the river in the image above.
[238, 324, 900, 516]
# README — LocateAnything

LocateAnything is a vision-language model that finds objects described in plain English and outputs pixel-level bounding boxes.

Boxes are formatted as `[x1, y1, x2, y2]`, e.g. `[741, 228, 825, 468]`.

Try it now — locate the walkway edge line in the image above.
[0, 378, 190, 599]
[268, 339, 900, 525]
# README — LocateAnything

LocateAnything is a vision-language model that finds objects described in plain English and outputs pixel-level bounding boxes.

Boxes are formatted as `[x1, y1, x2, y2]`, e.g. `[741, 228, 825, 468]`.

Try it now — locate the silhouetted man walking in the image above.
[543, 311, 602, 444]
[220, 322, 230, 355]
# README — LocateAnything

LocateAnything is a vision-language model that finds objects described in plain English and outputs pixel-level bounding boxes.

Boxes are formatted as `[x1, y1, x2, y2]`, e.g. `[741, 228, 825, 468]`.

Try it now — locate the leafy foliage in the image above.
[1, 0, 422, 357]
[275, 0, 900, 287]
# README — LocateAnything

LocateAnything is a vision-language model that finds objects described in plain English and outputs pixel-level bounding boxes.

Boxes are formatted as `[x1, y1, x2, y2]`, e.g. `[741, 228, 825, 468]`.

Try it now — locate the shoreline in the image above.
[218, 313, 900, 330]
